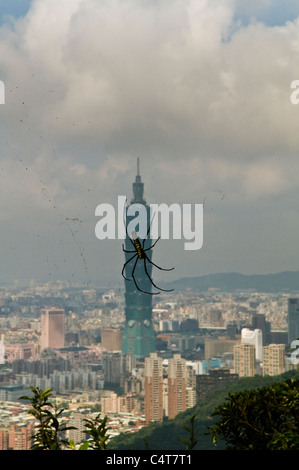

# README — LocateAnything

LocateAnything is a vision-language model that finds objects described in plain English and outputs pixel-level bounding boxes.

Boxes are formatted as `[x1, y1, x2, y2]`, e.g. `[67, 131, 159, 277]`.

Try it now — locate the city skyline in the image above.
[0, 273, 298, 449]
[0, 1, 299, 286]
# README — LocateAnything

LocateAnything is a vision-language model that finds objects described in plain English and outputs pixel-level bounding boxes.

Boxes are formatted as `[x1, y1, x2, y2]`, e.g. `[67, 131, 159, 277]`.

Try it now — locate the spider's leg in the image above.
[121, 254, 137, 280]
[143, 237, 160, 251]
[143, 258, 161, 294]
[144, 254, 174, 272]
[122, 243, 135, 253]
[144, 257, 174, 292]
[131, 258, 157, 295]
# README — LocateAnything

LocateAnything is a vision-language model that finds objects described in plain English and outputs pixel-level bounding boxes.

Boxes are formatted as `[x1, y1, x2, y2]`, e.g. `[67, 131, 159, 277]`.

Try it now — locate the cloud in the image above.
[2, 1, 299, 161]
[0, 0, 299, 282]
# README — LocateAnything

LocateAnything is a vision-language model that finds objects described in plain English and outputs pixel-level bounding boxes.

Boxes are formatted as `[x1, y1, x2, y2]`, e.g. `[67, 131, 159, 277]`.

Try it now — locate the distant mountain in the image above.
[165, 270, 299, 293]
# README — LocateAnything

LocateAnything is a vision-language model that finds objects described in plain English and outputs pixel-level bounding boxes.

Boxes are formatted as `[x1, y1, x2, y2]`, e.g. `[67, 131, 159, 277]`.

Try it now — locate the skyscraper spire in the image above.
[132, 157, 145, 204]
[137, 156, 140, 177]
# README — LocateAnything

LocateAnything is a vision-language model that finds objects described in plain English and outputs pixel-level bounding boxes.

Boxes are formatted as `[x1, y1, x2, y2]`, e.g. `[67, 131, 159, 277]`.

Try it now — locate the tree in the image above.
[178, 415, 198, 450]
[20, 386, 110, 450]
[83, 414, 110, 450]
[207, 378, 299, 450]
[19, 386, 75, 450]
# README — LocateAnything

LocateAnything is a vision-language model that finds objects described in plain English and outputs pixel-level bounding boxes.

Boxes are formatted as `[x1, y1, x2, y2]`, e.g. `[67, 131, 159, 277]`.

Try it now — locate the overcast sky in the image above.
[0, 0, 299, 287]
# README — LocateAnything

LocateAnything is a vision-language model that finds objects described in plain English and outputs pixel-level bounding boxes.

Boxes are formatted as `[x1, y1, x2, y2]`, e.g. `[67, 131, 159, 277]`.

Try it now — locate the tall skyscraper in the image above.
[144, 352, 163, 423]
[168, 354, 187, 420]
[288, 298, 299, 344]
[40, 308, 65, 351]
[122, 159, 156, 360]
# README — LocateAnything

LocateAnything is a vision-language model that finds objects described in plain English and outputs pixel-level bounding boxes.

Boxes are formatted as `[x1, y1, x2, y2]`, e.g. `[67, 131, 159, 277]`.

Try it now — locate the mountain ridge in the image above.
[165, 270, 299, 292]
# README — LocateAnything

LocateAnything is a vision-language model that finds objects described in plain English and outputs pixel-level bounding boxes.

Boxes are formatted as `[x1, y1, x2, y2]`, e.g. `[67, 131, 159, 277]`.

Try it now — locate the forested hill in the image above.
[108, 370, 299, 451]
[165, 270, 299, 293]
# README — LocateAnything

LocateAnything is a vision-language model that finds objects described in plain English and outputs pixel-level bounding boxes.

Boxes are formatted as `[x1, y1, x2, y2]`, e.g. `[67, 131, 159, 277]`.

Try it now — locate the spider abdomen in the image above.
[133, 239, 144, 259]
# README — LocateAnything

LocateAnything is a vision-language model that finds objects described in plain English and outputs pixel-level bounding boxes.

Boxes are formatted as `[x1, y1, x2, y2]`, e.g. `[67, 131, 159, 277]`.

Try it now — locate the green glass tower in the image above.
[122, 159, 156, 360]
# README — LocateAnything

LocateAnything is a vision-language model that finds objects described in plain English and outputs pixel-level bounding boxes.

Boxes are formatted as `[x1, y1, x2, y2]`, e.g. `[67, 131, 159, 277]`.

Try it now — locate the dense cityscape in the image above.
[0, 278, 298, 449]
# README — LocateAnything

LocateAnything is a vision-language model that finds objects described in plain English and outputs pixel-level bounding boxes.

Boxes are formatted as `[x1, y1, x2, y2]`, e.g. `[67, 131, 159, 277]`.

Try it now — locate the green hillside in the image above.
[108, 370, 299, 450]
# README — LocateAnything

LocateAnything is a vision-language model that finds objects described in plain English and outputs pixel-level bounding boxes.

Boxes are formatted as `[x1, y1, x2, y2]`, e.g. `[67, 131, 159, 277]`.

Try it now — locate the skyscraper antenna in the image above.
[132, 157, 144, 203]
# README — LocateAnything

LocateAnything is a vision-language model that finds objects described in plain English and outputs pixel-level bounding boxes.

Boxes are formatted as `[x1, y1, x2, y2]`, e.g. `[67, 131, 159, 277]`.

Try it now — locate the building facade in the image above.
[0, 425, 34, 450]
[4, 344, 35, 362]
[168, 354, 187, 420]
[288, 298, 299, 344]
[262, 344, 285, 376]
[69, 412, 85, 445]
[101, 328, 123, 351]
[234, 343, 256, 377]
[251, 313, 271, 346]
[40, 307, 65, 350]
[0, 385, 32, 402]
[144, 353, 163, 423]
[241, 328, 263, 361]
[204, 337, 239, 360]
[195, 368, 238, 401]
[102, 352, 136, 386]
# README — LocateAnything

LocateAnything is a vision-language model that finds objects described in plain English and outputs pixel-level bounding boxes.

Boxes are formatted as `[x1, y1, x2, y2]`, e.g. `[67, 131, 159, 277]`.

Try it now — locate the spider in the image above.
[121, 212, 174, 295]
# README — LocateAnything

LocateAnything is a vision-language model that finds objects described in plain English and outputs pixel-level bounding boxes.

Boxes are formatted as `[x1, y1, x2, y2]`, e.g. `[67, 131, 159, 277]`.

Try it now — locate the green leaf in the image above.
[79, 442, 89, 450]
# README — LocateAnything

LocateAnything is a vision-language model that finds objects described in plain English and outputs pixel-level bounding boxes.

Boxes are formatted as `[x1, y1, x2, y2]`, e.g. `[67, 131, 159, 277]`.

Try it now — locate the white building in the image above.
[241, 328, 263, 361]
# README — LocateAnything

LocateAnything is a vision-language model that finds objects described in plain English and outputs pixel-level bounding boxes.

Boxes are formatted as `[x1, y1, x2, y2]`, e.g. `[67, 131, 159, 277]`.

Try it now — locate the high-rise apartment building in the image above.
[122, 159, 156, 360]
[144, 353, 163, 423]
[40, 308, 65, 350]
[102, 352, 136, 385]
[288, 298, 299, 344]
[69, 412, 85, 445]
[262, 344, 285, 376]
[0, 425, 34, 450]
[186, 387, 197, 409]
[168, 354, 187, 420]
[234, 344, 256, 377]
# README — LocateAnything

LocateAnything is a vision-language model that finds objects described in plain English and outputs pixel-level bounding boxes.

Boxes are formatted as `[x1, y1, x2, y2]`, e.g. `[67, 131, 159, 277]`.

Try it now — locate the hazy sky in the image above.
[0, 0, 299, 287]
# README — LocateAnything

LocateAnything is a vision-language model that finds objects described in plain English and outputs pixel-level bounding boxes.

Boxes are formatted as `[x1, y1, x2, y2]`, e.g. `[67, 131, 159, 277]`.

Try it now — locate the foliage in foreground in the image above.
[20, 387, 110, 450]
[110, 371, 299, 450]
[20, 375, 299, 450]
[207, 378, 299, 450]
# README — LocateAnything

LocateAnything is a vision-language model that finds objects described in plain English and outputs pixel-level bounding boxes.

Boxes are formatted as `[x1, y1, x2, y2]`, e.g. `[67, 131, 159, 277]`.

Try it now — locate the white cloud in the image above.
[2, 0, 299, 160]
[0, 0, 299, 281]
